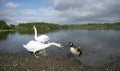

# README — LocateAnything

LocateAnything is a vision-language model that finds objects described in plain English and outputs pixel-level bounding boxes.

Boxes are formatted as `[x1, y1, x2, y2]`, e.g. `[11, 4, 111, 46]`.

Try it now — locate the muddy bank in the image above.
[0, 53, 120, 71]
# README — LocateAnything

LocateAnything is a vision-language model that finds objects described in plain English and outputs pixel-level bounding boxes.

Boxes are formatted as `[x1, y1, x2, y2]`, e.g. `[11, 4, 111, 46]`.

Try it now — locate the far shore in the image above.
[0, 29, 14, 32]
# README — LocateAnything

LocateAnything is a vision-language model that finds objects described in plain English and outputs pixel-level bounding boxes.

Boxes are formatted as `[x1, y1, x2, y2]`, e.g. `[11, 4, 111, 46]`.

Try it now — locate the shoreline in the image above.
[0, 53, 120, 71]
[0, 29, 14, 32]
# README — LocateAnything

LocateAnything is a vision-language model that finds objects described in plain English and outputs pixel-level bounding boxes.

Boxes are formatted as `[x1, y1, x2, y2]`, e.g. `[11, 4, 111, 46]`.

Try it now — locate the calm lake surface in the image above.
[0, 29, 120, 66]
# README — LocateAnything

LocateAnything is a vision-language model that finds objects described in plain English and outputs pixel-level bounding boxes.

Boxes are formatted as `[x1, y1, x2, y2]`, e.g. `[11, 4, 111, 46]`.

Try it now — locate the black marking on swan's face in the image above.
[69, 42, 73, 47]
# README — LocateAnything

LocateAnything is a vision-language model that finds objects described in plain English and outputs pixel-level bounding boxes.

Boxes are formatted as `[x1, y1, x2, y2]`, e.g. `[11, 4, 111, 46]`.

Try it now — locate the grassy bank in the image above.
[0, 29, 14, 32]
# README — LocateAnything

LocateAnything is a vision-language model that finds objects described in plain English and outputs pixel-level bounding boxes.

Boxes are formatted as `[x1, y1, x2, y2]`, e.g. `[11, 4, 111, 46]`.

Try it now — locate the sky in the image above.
[0, 0, 120, 25]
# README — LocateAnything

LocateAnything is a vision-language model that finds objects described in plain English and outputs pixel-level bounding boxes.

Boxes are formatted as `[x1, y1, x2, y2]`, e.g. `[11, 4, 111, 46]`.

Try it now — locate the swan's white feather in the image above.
[23, 40, 64, 53]
[23, 40, 47, 52]
[33, 26, 49, 43]
[35, 35, 49, 43]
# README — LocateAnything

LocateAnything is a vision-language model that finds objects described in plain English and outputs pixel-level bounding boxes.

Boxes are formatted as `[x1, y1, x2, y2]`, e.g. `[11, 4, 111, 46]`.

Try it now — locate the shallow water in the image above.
[0, 29, 120, 66]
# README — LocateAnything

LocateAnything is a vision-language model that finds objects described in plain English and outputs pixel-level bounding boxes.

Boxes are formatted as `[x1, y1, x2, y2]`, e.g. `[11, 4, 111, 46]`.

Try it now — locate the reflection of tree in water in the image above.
[17, 28, 60, 35]
[0, 31, 9, 41]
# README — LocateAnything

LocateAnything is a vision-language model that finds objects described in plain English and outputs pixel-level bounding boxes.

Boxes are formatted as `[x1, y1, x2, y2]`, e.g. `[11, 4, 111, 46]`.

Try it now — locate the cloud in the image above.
[4, 7, 61, 24]
[0, 8, 20, 24]
[21, 7, 60, 16]
[5, 2, 19, 8]
[21, 9, 38, 15]
[52, 0, 86, 11]
[0, 0, 120, 24]
[50, 0, 120, 24]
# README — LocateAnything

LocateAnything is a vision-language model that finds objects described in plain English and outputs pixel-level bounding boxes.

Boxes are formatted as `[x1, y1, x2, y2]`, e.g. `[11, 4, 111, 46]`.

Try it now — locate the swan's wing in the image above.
[37, 35, 49, 43]
[23, 40, 48, 52]
[23, 41, 39, 49]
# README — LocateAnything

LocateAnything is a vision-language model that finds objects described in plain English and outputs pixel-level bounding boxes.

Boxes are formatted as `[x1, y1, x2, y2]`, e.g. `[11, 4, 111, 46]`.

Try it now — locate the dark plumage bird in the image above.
[68, 42, 82, 56]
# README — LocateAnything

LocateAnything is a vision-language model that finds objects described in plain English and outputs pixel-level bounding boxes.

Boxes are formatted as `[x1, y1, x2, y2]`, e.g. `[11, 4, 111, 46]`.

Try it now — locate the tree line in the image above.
[0, 20, 15, 30]
[0, 20, 120, 31]
[15, 22, 62, 34]
[61, 22, 120, 29]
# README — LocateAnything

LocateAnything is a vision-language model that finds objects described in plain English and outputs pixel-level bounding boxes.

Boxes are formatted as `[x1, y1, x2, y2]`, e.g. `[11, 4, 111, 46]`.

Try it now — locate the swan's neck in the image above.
[46, 42, 61, 47]
[34, 27, 37, 39]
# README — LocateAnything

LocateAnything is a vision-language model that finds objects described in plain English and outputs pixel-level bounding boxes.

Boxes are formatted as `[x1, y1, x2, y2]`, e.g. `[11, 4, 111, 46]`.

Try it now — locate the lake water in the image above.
[0, 29, 120, 66]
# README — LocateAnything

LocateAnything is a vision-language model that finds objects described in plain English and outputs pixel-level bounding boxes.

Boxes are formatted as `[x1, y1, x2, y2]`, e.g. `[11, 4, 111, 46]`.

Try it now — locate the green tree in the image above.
[9, 24, 15, 29]
[0, 20, 9, 30]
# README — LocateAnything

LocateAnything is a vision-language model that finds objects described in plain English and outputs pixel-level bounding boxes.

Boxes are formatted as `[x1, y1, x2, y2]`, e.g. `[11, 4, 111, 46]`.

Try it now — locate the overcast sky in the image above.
[0, 0, 120, 25]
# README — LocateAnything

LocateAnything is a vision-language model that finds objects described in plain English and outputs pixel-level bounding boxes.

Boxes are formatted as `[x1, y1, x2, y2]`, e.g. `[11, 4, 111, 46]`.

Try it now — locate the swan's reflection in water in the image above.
[37, 48, 48, 56]
[29, 48, 48, 57]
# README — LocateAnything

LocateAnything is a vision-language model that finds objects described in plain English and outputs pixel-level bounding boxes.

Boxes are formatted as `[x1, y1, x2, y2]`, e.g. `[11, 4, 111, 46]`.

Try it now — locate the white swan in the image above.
[33, 26, 49, 43]
[68, 42, 82, 56]
[23, 40, 64, 58]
